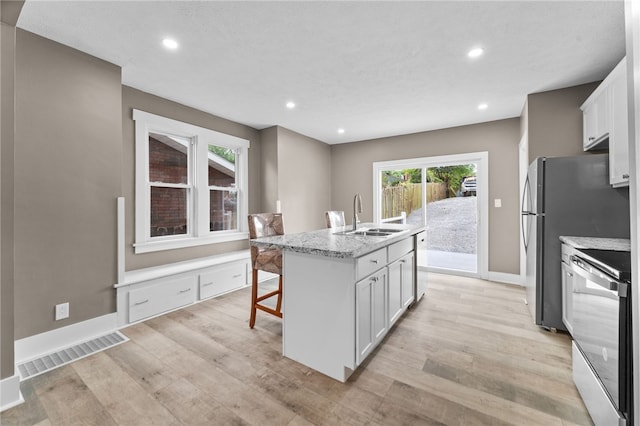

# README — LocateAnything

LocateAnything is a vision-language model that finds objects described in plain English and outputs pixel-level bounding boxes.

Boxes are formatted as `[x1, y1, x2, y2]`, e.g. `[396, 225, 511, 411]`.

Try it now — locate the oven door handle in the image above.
[570, 255, 627, 297]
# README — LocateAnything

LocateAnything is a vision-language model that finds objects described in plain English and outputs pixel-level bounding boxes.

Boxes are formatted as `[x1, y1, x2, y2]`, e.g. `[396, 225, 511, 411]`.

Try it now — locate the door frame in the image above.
[372, 151, 489, 279]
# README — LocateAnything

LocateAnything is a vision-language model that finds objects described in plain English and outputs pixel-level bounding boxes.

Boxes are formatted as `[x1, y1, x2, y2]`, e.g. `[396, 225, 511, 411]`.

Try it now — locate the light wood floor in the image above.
[2, 272, 592, 426]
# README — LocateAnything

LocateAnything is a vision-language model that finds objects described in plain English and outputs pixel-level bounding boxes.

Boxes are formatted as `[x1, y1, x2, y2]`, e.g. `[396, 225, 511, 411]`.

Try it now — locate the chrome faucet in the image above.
[353, 193, 362, 230]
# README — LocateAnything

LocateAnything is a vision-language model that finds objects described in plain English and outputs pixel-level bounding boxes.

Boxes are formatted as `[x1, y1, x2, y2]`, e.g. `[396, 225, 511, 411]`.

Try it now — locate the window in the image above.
[134, 110, 249, 253]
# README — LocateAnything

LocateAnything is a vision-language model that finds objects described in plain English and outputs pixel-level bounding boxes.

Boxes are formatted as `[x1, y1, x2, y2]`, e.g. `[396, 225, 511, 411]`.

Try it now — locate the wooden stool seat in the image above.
[248, 213, 284, 328]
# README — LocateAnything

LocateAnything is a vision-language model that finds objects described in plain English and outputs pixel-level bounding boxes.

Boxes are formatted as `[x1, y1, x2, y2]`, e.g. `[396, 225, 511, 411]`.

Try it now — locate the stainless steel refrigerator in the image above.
[521, 154, 630, 331]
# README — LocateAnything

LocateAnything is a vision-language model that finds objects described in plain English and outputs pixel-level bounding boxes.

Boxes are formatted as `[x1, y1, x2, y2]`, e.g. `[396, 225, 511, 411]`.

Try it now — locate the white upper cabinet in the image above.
[581, 57, 629, 187]
[608, 58, 629, 187]
[582, 82, 610, 150]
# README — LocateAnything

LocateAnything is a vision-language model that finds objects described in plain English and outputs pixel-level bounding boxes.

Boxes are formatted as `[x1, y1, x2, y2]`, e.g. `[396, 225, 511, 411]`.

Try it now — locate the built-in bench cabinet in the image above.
[116, 251, 250, 326]
[581, 57, 629, 188]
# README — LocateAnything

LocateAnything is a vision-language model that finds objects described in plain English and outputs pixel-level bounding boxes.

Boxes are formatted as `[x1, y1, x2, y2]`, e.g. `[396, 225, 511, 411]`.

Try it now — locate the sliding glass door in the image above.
[423, 164, 477, 273]
[373, 152, 488, 279]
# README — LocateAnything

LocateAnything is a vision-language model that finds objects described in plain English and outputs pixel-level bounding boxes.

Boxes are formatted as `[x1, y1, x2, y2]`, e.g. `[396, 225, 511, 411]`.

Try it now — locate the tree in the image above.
[382, 169, 422, 187]
[208, 145, 235, 164]
[426, 165, 475, 197]
[404, 168, 422, 183]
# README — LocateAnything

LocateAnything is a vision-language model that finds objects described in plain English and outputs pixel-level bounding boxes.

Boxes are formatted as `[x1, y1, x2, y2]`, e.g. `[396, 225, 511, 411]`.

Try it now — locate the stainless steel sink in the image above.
[351, 230, 391, 237]
[333, 227, 404, 237]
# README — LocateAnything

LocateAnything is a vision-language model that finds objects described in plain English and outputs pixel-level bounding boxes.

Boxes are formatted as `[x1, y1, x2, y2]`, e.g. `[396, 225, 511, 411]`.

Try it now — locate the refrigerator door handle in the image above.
[521, 175, 531, 251]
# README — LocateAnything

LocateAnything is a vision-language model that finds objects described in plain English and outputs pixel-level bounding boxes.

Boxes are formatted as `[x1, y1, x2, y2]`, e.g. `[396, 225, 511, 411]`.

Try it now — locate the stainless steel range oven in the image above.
[567, 246, 632, 426]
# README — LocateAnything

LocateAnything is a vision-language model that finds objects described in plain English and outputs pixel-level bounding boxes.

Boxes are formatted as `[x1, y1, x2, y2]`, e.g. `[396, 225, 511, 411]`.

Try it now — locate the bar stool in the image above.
[248, 213, 284, 328]
[325, 211, 346, 228]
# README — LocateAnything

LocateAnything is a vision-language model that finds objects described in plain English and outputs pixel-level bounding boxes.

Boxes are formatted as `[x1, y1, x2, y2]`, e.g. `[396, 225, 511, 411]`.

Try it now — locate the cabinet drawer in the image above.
[572, 342, 623, 426]
[129, 276, 196, 323]
[199, 262, 246, 300]
[356, 248, 387, 281]
[388, 237, 413, 263]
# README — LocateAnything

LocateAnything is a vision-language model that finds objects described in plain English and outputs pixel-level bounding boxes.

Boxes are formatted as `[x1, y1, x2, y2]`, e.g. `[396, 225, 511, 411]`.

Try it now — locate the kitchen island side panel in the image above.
[282, 251, 356, 382]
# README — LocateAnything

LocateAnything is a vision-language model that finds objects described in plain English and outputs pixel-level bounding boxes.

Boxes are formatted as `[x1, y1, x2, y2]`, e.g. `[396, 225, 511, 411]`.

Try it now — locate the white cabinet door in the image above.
[400, 252, 415, 309]
[387, 261, 402, 325]
[372, 272, 387, 343]
[609, 59, 629, 187]
[355, 270, 387, 365]
[388, 252, 415, 326]
[561, 261, 574, 336]
[595, 91, 610, 142]
[582, 88, 610, 150]
[356, 276, 374, 364]
[582, 101, 599, 150]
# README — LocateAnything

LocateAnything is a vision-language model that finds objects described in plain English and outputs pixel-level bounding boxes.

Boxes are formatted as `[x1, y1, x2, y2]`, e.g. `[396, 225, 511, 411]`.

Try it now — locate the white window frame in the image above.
[133, 109, 250, 253]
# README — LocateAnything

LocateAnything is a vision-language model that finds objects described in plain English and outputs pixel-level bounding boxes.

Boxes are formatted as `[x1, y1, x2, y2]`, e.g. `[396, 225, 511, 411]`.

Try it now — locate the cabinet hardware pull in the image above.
[134, 299, 149, 306]
[232, 274, 242, 278]
[370, 276, 378, 282]
[623, 174, 630, 179]
[370, 260, 378, 264]
[589, 137, 595, 141]
[178, 288, 192, 294]
[400, 260, 406, 263]
[202, 282, 213, 287]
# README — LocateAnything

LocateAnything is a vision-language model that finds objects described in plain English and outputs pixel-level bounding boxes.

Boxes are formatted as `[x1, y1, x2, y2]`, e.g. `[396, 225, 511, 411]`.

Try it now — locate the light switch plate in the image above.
[494, 199, 502, 208]
[55, 302, 69, 320]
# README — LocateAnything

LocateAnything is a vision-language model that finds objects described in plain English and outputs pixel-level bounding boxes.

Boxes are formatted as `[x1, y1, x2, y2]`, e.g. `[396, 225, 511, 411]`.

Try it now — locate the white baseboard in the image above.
[0, 374, 23, 412]
[14, 313, 118, 364]
[488, 271, 524, 286]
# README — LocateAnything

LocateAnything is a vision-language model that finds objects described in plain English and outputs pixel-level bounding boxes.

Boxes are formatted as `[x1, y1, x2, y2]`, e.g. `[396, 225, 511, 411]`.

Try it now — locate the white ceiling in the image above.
[17, 1, 625, 144]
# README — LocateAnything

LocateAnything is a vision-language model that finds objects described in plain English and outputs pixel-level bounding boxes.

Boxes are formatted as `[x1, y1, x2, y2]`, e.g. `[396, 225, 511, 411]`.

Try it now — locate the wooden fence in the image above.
[381, 183, 447, 219]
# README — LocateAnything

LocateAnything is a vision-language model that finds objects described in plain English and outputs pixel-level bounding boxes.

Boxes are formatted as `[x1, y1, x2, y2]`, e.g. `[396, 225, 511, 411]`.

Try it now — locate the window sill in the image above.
[134, 231, 249, 254]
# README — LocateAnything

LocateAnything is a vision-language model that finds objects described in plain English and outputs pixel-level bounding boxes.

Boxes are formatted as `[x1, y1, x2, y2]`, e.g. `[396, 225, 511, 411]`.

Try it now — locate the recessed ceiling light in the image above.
[162, 38, 179, 50]
[286, 101, 296, 109]
[337, 128, 345, 134]
[468, 47, 484, 58]
[478, 103, 488, 110]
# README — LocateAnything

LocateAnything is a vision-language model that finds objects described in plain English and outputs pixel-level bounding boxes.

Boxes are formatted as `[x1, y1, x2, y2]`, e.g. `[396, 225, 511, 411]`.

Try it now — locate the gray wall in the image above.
[259, 126, 279, 213]
[13, 30, 122, 339]
[122, 87, 262, 271]
[331, 118, 521, 275]
[1, 21, 16, 379]
[256, 126, 332, 233]
[276, 127, 332, 233]
[527, 82, 599, 160]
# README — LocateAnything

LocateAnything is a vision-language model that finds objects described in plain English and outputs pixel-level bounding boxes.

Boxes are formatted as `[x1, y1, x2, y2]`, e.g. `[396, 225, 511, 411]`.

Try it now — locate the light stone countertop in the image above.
[251, 223, 424, 258]
[559, 236, 631, 252]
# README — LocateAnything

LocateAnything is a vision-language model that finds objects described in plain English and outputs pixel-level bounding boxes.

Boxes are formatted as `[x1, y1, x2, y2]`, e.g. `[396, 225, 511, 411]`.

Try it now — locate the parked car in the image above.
[460, 176, 477, 196]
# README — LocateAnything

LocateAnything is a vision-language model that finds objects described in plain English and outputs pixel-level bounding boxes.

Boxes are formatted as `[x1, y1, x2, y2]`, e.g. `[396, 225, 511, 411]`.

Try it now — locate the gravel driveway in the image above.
[407, 196, 477, 254]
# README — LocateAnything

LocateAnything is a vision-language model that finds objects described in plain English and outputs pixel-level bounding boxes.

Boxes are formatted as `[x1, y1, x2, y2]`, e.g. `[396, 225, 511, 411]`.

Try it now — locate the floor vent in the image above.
[17, 331, 129, 381]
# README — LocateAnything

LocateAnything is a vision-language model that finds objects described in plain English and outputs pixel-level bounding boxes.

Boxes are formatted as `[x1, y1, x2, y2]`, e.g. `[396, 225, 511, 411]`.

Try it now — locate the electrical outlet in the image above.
[55, 302, 69, 320]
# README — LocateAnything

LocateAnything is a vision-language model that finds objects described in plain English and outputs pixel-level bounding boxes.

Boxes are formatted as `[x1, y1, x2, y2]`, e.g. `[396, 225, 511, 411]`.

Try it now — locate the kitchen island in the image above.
[251, 223, 424, 382]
